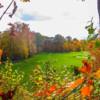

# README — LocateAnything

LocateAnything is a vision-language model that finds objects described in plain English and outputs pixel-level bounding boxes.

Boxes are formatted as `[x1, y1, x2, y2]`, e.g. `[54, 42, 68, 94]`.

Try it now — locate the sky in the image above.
[0, 0, 99, 39]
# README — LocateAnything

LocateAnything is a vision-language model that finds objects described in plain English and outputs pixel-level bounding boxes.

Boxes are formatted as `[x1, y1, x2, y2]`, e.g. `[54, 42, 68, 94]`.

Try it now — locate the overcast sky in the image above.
[0, 0, 99, 39]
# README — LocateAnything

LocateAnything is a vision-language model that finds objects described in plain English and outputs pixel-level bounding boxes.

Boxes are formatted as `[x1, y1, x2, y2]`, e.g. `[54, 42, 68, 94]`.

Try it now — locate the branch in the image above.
[0, 0, 14, 20]
[9, 1, 18, 18]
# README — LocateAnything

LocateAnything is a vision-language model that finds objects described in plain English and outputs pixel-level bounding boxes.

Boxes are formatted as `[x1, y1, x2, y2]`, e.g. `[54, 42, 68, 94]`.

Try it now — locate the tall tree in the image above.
[53, 34, 65, 52]
[0, 22, 36, 60]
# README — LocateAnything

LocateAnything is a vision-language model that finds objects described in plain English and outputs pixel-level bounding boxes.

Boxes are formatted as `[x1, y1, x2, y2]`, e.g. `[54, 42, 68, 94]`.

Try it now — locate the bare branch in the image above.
[0, 0, 14, 20]
[9, 1, 17, 18]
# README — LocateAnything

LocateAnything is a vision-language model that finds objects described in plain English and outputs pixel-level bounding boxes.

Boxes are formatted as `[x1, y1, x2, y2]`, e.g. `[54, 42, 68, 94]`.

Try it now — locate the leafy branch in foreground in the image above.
[0, 0, 30, 20]
[0, 59, 24, 99]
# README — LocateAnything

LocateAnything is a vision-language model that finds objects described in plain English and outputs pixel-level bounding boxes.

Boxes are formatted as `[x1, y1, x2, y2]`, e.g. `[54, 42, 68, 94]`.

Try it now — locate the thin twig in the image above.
[0, 0, 14, 20]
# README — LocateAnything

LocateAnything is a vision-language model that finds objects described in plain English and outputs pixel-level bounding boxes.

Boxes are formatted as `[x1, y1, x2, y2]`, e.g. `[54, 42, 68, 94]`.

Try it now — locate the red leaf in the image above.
[49, 85, 56, 93]
[79, 60, 91, 73]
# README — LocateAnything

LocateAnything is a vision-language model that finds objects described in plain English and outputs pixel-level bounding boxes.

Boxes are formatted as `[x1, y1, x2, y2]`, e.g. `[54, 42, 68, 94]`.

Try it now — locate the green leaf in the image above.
[95, 40, 100, 48]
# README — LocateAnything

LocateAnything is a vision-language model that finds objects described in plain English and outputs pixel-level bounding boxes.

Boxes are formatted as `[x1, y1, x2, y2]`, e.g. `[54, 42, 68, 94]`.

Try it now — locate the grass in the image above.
[12, 51, 89, 83]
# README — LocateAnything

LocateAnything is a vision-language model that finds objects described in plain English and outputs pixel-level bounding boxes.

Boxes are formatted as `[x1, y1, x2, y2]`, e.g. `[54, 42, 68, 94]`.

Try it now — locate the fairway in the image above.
[13, 51, 88, 82]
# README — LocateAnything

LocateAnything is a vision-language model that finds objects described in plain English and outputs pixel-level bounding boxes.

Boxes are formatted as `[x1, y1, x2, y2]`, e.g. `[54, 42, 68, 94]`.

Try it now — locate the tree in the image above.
[35, 33, 47, 52]
[10, 22, 36, 58]
[0, 22, 36, 60]
[65, 36, 72, 42]
[53, 34, 65, 52]
[43, 38, 54, 52]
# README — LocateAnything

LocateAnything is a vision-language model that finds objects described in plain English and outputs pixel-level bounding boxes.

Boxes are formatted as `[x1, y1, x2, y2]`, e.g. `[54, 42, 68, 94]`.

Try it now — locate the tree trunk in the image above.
[98, 0, 100, 26]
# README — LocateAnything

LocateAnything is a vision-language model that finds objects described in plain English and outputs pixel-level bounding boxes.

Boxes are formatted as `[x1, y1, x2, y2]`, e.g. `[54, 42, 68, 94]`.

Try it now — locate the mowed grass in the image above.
[13, 51, 89, 82]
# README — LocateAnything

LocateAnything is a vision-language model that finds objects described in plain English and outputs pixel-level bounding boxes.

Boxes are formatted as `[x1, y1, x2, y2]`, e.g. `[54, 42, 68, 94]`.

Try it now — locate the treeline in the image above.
[0, 22, 86, 61]
[0, 23, 36, 61]
[35, 33, 85, 52]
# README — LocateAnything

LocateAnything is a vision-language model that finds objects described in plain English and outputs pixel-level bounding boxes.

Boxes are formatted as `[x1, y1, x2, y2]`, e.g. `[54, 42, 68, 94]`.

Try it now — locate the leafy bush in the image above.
[29, 59, 100, 99]
[0, 59, 24, 99]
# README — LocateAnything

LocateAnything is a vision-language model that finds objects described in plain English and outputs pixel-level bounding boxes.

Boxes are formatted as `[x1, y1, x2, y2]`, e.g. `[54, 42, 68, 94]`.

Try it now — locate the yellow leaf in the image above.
[0, 87, 3, 93]
[94, 69, 100, 79]
[0, 49, 3, 56]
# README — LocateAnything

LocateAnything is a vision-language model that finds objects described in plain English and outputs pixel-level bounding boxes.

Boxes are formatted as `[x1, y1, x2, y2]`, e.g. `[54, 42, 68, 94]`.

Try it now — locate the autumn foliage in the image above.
[0, 9, 100, 99]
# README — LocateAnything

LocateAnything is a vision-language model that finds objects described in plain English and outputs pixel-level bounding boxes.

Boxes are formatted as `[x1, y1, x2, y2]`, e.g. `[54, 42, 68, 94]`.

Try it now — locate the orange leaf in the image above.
[49, 85, 56, 93]
[79, 66, 87, 73]
[81, 86, 91, 97]
[56, 87, 64, 94]
[0, 49, 3, 56]
[94, 69, 100, 79]
[34, 91, 43, 96]
[68, 78, 84, 89]
[44, 90, 51, 96]
[79, 60, 91, 73]
[0, 61, 2, 64]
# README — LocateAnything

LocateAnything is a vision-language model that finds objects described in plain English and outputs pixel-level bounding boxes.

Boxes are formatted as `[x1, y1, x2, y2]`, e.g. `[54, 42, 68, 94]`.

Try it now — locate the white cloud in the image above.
[0, 0, 99, 39]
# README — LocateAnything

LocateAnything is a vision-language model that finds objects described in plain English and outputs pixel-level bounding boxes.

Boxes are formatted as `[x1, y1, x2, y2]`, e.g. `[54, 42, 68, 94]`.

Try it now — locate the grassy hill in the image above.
[12, 51, 88, 82]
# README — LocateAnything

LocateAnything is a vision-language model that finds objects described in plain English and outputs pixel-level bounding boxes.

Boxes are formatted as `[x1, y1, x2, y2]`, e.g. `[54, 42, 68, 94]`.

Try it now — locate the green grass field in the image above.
[12, 51, 89, 82]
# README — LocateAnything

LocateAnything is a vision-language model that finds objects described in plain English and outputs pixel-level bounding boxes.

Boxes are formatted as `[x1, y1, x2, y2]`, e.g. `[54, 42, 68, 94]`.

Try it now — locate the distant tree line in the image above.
[35, 33, 85, 53]
[0, 22, 87, 61]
